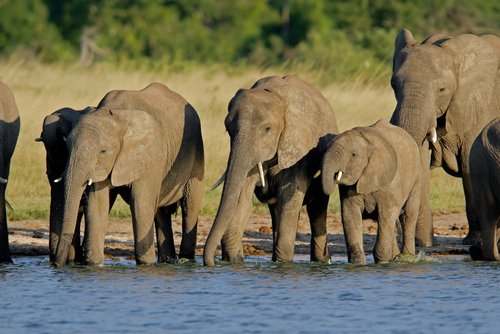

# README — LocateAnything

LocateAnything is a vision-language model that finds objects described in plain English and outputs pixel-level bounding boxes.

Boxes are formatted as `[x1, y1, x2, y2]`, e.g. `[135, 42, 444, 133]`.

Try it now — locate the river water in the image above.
[0, 255, 498, 333]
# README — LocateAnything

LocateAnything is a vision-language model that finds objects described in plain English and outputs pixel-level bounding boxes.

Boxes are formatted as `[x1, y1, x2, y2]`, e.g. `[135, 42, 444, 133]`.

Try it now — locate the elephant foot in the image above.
[0, 256, 13, 264]
[463, 230, 481, 245]
[415, 236, 434, 247]
[469, 245, 484, 261]
[221, 252, 244, 264]
[311, 256, 331, 264]
[158, 255, 177, 264]
[347, 245, 366, 264]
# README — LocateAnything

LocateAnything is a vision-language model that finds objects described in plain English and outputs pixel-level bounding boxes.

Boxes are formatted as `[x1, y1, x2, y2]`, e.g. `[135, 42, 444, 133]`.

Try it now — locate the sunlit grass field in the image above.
[0, 60, 464, 220]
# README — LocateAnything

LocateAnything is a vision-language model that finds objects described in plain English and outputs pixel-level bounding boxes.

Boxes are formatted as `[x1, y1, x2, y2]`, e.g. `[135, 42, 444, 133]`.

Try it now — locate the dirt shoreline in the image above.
[7, 212, 470, 260]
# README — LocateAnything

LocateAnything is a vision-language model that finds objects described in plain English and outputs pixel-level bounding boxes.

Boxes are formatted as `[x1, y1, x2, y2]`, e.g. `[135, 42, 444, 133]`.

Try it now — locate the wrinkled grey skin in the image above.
[0, 82, 20, 263]
[322, 120, 421, 264]
[390, 29, 500, 246]
[37, 106, 129, 264]
[54, 82, 204, 267]
[37, 106, 93, 263]
[469, 118, 500, 261]
[204, 75, 338, 267]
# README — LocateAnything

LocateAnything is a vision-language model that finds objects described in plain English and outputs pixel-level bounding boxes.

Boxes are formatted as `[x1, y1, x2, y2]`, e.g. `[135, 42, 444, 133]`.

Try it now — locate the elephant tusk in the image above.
[313, 170, 321, 178]
[428, 128, 437, 144]
[53, 177, 62, 183]
[87, 178, 93, 186]
[210, 172, 226, 191]
[35, 137, 43, 142]
[335, 171, 343, 182]
[258, 162, 266, 188]
[62, 136, 67, 142]
[0, 177, 7, 184]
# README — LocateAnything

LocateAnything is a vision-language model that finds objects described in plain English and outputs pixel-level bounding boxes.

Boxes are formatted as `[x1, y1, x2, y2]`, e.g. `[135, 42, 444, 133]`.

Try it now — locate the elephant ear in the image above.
[440, 34, 499, 133]
[356, 127, 398, 194]
[111, 109, 162, 186]
[393, 29, 416, 70]
[256, 76, 337, 170]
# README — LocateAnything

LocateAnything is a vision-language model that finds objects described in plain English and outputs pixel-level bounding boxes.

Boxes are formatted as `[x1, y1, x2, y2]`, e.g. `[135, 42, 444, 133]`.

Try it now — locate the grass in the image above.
[0, 60, 465, 220]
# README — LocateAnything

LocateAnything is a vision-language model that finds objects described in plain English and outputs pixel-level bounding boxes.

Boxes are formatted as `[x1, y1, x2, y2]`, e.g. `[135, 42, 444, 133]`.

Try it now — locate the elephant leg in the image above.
[272, 190, 305, 262]
[477, 194, 499, 261]
[0, 185, 12, 263]
[221, 182, 254, 263]
[179, 177, 203, 260]
[462, 174, 481, 245]
[306, 193, 330, 263]
[83, 185, 110, 265]
[374, 207, 400, 263]
[155, 206, 175, 263]
[341, 197, 365, 264]
[399, 193, 418, 256]
[269, 204, 278, 252]
[67, 212, 83, 263]
[416, 143, 434, 246]
[130, 182, 158, 265]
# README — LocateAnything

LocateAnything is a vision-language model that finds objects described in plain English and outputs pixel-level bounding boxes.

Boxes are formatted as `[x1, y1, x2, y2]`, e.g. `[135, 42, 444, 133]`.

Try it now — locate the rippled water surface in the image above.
[1, 256, 499, 333]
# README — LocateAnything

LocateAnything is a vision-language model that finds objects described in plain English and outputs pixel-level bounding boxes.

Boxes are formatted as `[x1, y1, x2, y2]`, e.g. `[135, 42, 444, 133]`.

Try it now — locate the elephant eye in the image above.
[100, 149, 107, 154]
[264, 126, 271, 133]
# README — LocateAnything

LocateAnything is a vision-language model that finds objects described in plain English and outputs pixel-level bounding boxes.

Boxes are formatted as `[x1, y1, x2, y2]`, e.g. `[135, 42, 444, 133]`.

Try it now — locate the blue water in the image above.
[0, 256, 498, 333]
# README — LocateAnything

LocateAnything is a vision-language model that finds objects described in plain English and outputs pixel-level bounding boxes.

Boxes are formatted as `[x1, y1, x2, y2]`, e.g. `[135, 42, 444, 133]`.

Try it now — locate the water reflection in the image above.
[0, 256, 499, 332]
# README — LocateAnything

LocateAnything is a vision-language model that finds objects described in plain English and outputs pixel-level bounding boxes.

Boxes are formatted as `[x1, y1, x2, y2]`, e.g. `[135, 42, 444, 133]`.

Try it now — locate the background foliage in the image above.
[1, 0, 499, 82]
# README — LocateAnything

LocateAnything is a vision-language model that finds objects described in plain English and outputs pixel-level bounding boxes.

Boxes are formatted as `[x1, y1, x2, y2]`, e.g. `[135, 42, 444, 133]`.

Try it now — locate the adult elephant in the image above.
[321, 120, 421, 264]
[36, 106, 94, 263]
[54, 82, 204, 266]
[390, 29, 500, 246]
[204, 75, 338, 267]
[469, 118, 500, 261]
[0, 82, 20, 263]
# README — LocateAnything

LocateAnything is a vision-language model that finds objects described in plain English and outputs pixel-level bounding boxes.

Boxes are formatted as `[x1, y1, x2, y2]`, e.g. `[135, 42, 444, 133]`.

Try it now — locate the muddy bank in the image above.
[8, 212, 470, 259]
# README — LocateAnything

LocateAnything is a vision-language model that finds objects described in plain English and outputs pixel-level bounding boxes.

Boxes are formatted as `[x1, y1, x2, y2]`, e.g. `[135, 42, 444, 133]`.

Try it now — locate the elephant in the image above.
[469, 118, 500, 261]
[321, 120, 421, 264]
[0, 82, 20, 263]
[390, 29, 500, 246]
[37, 106, 130, 264]
[203, 75, 338, 267]
[36, 106, 94, 263]
[54, 82, 204, 266]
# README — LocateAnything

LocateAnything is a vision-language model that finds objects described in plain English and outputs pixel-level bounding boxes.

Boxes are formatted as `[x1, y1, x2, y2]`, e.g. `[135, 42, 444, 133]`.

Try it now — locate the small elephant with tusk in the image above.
[321, 120, 421, 264]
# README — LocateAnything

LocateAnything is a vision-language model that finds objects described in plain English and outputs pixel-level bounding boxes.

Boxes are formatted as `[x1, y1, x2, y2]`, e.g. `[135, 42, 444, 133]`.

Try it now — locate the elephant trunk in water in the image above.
[54, 149, 92, 267]
[204, 136, 254, 267]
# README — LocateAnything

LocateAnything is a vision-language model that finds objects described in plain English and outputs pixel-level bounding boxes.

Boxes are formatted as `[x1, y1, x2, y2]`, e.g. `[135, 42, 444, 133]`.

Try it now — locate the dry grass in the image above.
[0, 60, 464, 220]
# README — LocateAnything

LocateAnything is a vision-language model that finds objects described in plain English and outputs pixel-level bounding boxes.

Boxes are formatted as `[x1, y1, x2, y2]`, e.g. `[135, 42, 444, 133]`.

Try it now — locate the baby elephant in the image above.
[322, 120, 421, 264]
[469, 118, 500, 261]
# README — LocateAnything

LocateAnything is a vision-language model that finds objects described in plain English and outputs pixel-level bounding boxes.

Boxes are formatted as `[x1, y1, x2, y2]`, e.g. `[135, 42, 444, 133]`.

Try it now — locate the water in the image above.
[0, 256, 499, 333]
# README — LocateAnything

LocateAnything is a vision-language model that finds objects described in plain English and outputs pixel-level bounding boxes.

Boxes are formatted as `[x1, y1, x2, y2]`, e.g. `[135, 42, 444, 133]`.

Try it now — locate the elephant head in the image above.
[36, 106, 94, 261]
[203, 75, 336, 266]
[390, 29, 499, 174]
[54, 108, 161, 266]
[322, 121, 397, 195]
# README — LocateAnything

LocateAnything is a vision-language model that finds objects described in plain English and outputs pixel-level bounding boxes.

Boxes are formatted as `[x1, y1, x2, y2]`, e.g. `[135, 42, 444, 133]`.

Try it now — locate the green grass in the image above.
[0, 60, 465, 220]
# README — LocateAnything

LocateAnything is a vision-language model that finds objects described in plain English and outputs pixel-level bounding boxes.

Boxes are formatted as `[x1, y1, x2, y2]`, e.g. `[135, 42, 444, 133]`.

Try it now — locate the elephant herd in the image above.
[0, 28, 499, 266]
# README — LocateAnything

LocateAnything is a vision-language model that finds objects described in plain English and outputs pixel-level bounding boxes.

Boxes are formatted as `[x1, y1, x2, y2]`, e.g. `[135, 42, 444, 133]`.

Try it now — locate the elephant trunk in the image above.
[204, 137, 253, 267]
[390, 90, 436, 147]
[54, 150, 91, 267]
[321, 145, 345, 195]
[49, 182, 64, 262]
